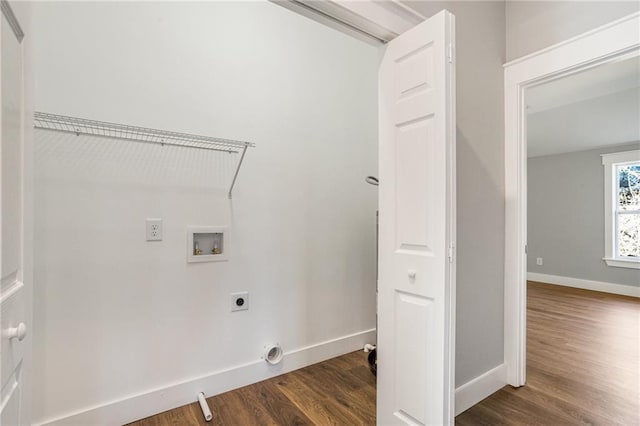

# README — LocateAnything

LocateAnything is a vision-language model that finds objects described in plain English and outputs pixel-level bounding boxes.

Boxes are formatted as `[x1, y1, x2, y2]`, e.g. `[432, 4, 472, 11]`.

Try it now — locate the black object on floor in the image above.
[368, 349, 377, 376]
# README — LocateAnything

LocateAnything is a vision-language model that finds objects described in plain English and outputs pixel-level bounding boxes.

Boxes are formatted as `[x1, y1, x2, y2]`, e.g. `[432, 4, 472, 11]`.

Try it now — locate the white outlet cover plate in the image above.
[146, 218, 163, 241]
[231, 291, 249, 312]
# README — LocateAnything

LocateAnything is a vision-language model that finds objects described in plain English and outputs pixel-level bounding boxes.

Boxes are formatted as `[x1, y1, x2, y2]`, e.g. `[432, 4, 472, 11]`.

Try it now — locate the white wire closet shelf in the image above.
[34, 111, 255, 198]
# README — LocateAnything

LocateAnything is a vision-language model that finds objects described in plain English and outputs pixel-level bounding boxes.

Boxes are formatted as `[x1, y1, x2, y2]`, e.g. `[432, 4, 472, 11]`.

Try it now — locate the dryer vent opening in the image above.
[263, 344, 283, 365]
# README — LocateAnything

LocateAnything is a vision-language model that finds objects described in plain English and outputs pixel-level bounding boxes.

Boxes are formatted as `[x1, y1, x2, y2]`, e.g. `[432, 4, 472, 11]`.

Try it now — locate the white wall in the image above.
[404, 1, 506, 387]
[32, 1, 378, 424]
[506, 1, 640, 61]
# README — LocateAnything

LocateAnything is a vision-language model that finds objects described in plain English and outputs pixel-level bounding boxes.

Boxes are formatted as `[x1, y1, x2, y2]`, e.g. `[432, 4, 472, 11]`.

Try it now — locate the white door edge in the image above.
[1, 1, 31, 424]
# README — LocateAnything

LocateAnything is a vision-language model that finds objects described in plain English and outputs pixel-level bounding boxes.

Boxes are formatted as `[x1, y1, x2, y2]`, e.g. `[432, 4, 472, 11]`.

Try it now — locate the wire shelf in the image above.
[34, 111, 255, 198]
[34, 112, 254, 153]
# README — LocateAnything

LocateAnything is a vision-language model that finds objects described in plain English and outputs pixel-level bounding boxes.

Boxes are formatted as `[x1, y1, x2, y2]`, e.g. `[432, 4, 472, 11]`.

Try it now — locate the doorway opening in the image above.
[498, 12, 640, 424]
[504, 12, 640, 389]
[27, 2, 456, 425]
[523, 55, 639, 423]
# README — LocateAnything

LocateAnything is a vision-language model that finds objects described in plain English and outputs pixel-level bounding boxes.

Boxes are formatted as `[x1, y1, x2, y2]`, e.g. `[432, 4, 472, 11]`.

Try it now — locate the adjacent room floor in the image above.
[130, 281, 639, 425]
[458, 281, 640, 425]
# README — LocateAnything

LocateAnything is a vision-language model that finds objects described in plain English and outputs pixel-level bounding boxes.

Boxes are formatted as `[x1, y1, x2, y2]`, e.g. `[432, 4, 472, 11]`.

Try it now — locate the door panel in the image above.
[1, 7, 22, 291]
[378, 10, 455, 426]
[395, 116, 434, 254]
[393, 291, 433, 425]
[0, 374, 21, 426]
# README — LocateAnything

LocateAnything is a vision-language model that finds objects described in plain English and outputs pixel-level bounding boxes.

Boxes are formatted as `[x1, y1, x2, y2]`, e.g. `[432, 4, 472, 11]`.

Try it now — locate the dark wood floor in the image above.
[127, 350, 376, 426]
[129, 281, 639, 425]
[457, 281, 640, 425]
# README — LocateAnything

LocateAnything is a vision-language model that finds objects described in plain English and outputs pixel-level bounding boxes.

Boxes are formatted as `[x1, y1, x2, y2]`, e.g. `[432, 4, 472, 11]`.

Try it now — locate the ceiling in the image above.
[527, 55, 640, 157]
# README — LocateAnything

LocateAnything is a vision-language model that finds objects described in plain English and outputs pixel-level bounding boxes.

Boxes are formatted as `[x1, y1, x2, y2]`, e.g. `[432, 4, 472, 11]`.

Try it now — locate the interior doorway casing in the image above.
[503, 12, 640, 387]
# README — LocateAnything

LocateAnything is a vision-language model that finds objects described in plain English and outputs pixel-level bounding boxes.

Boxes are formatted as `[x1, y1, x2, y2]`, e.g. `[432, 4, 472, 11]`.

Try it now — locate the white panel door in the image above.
[0, 2, 28, 425]
[377, 10, 455, 426]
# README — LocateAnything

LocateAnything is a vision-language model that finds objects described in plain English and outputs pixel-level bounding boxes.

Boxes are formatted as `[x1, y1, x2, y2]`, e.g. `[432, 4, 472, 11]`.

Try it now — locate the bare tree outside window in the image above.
[617, 163, 640, 258]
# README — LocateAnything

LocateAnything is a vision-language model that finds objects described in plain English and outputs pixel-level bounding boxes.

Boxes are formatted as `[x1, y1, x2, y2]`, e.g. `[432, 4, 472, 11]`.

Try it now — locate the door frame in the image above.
[503, 11, 640, 386]
[271, 0, 425, 44]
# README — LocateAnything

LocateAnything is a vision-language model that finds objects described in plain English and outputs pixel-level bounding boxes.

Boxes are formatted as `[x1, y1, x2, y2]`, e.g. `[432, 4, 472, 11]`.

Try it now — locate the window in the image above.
[602, 150, 640, 269]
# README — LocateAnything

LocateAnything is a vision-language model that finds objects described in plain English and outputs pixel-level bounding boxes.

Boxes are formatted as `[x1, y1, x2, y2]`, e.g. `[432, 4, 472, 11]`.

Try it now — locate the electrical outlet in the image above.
[146, 218, 163, 241]
[536, 257, 543, 266]
[231, 292, 249, 312]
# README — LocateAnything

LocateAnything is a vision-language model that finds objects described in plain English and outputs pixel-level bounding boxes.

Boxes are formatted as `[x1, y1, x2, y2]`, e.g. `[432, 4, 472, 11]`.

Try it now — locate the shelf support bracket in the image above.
[228, 144, 249, 199]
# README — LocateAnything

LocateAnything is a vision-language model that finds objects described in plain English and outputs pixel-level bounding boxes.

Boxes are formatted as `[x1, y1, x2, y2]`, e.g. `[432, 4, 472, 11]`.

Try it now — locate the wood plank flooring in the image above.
[457, 281, 639, 425]
[127, 351, 376, 426]
[129, 281, 639, 425]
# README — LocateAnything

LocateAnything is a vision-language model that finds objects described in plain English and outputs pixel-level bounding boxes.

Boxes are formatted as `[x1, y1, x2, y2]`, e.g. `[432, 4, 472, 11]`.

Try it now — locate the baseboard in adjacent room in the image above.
[35, 328, 376, 426]
[527, 272, 640, 298]
[455, 363, 506, 416]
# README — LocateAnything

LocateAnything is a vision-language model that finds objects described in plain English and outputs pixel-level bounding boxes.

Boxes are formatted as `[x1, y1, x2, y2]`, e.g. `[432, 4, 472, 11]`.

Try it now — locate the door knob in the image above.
[7, 322, 27, 341]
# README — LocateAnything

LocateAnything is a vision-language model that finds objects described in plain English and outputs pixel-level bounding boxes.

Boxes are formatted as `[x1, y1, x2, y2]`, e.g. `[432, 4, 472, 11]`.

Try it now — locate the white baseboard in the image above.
[454, 363, 506, 416]
[36, 329, 376, 426]
[527, 272, 640, 298]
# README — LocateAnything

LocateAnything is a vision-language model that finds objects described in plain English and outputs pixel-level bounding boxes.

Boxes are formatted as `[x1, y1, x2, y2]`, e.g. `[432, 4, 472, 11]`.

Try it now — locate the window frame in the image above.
[602, 149, 640, 269]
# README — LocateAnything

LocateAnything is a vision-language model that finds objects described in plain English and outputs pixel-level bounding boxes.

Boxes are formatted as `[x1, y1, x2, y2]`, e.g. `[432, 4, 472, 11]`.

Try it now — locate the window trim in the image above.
[602, 149, 640, 269]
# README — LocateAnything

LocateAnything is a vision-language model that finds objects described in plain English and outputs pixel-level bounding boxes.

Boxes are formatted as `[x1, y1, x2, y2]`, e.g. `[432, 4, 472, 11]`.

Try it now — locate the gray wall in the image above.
[528, 143, 640, 286]
[506, 1, 640, 61]
[405, 1, 506, 386]
[401, 0, 640, 388]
